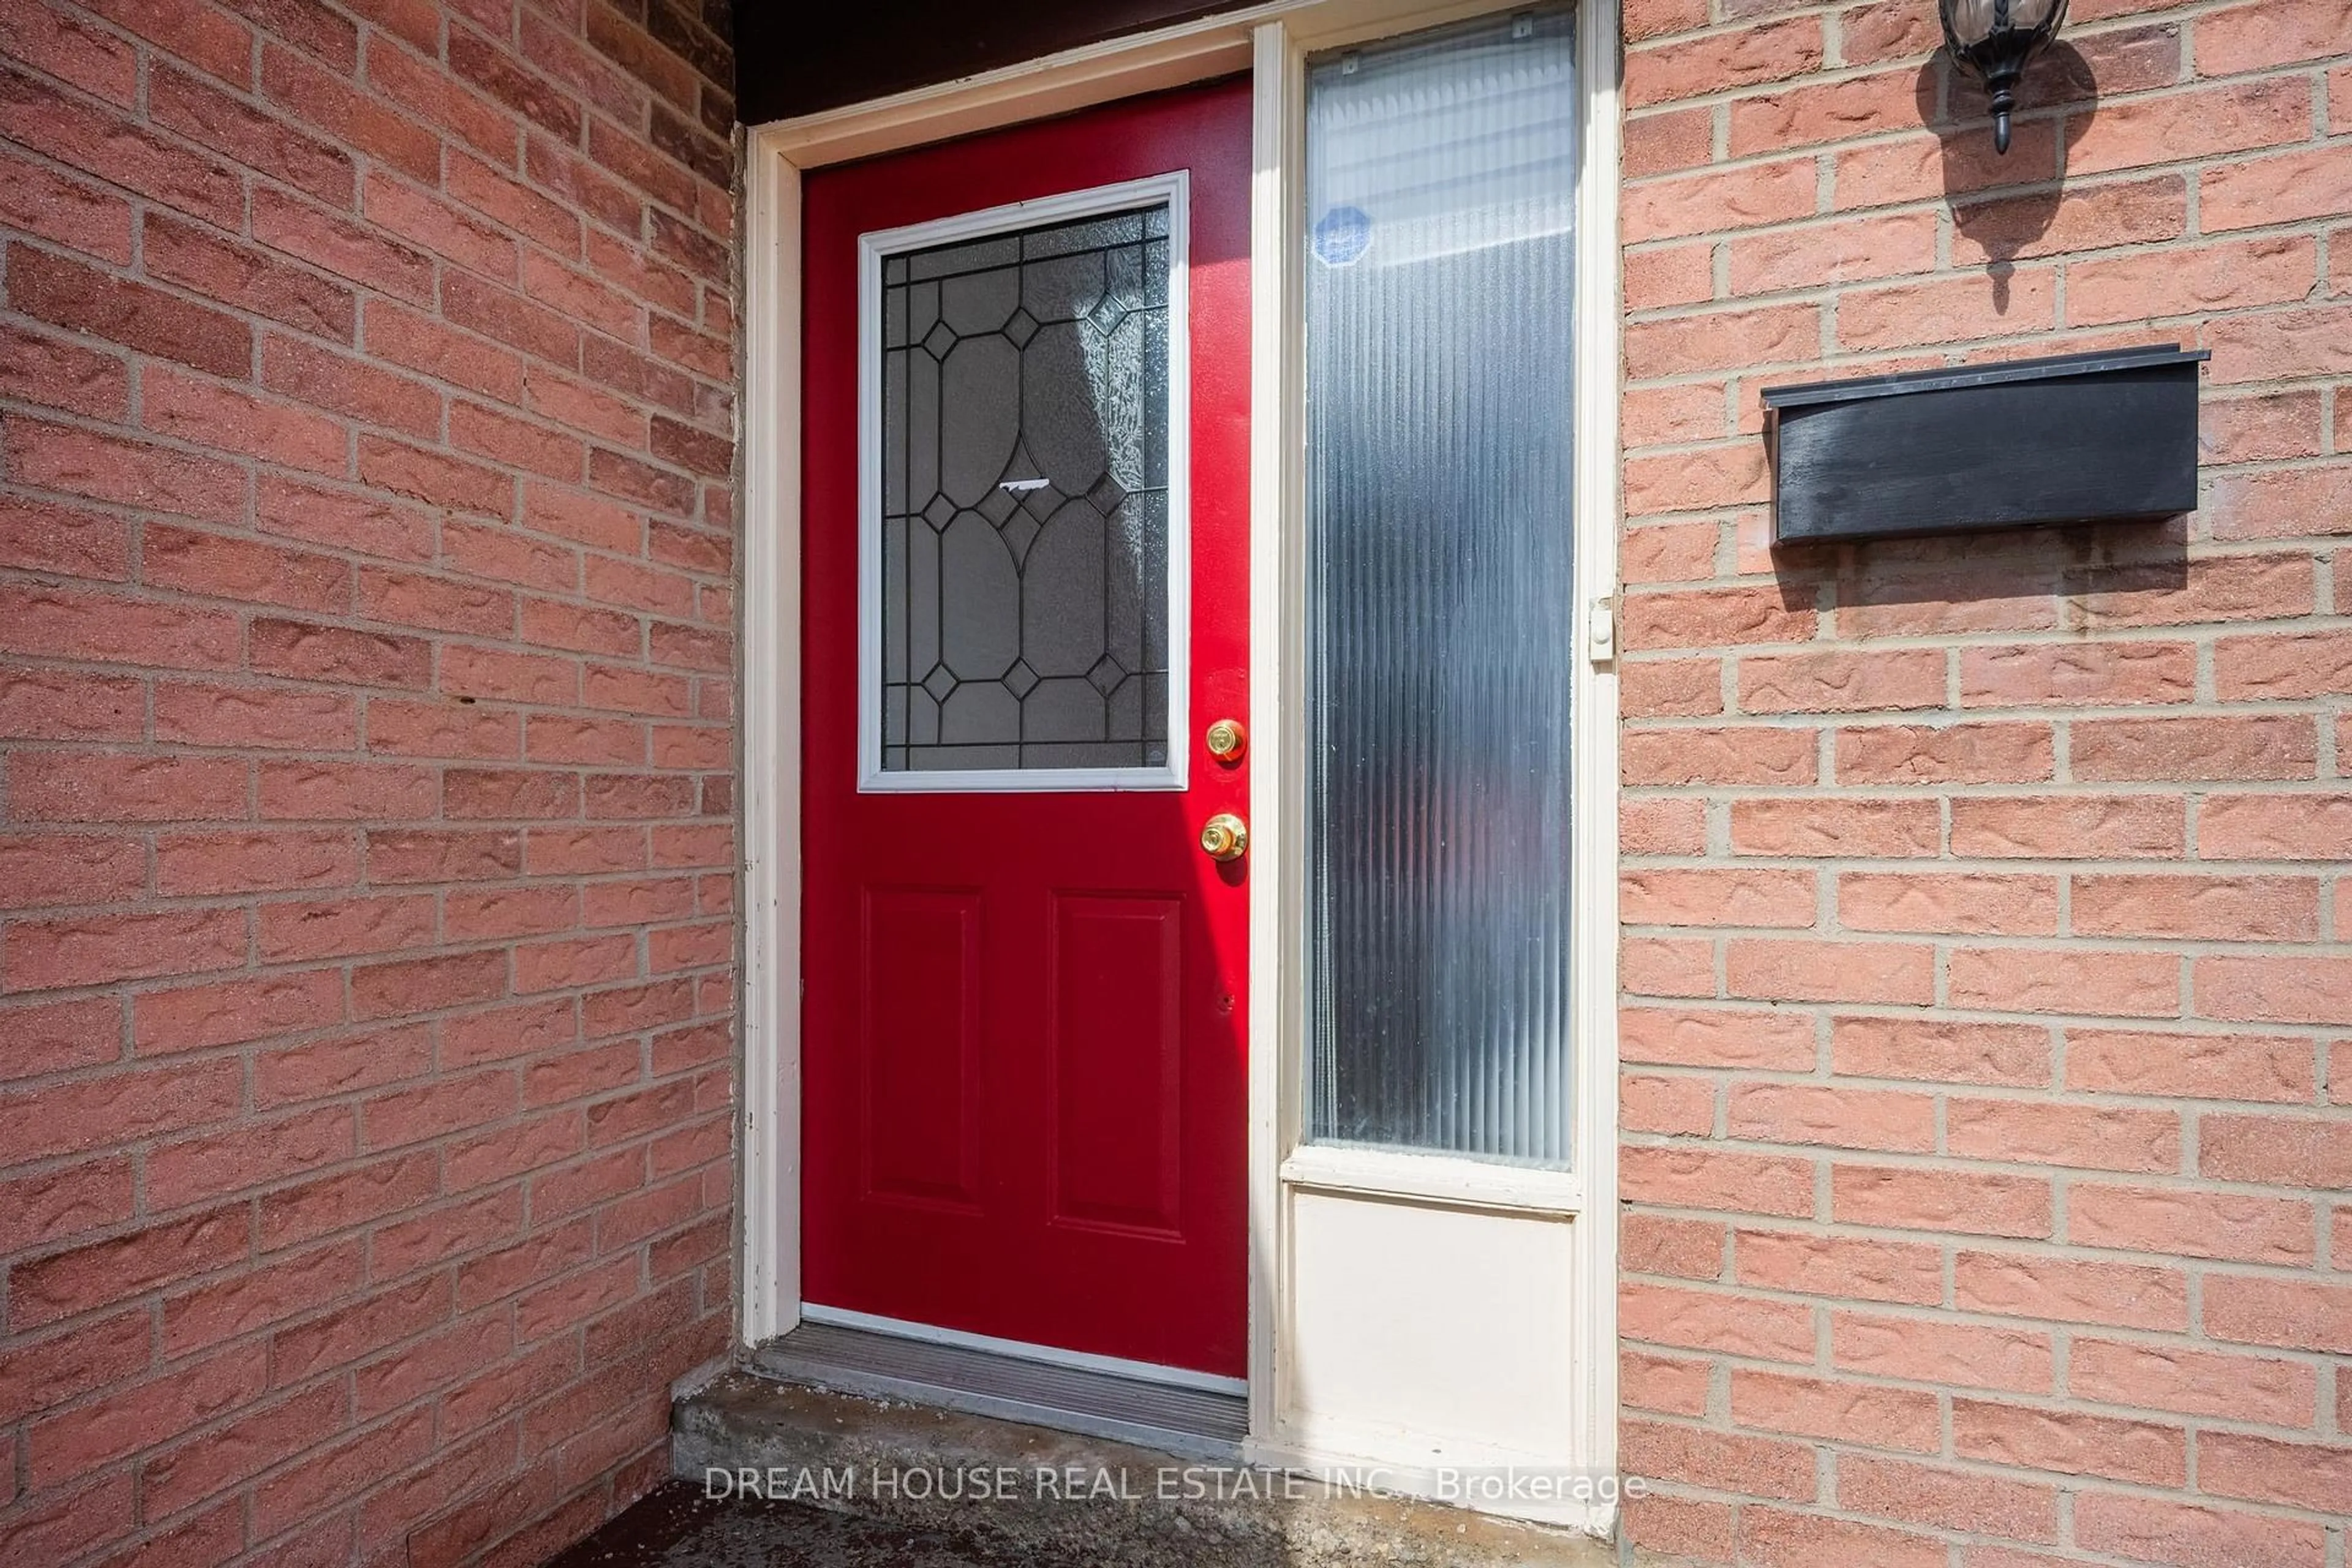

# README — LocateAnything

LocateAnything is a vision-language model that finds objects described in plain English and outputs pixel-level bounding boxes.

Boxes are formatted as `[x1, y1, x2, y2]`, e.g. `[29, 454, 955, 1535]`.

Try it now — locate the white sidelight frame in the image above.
[854, 173, 1195, 796]
[739, 0, 1621, 1534]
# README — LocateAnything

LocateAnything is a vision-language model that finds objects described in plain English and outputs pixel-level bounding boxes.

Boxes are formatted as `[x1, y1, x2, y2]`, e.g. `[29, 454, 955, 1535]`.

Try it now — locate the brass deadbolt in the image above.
[1199, 813, 1249, 862]
[1205, 718, 1247, 763]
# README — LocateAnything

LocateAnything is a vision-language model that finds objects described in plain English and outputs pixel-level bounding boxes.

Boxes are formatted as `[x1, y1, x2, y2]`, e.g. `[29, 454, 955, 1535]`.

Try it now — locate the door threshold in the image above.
[747, 1316, 1247, 1462]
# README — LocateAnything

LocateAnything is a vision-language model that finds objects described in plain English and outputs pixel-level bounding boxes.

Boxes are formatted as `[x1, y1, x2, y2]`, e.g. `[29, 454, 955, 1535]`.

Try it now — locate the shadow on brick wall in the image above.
[1770, 514, 2192, 635]
[1920, 41, 2097, 310]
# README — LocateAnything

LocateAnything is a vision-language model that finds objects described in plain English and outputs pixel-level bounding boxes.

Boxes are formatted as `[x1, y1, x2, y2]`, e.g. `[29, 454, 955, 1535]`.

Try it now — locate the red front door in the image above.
[801, 80, 1251, 1378]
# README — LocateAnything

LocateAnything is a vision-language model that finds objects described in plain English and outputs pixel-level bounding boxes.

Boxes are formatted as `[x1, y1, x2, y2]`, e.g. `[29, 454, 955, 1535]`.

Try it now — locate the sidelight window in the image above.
[1303, 9, 1582, 1168]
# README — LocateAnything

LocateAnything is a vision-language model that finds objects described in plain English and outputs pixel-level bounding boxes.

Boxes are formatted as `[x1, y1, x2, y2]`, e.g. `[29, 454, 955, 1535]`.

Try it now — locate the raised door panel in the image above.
[1049, 892, 1184, 1237]
[860, 886, 983, 1210]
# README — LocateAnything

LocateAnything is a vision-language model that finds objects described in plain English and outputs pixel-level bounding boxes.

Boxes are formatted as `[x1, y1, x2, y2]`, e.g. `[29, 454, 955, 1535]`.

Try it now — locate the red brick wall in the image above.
[0, 0, 737, 1561]
[1617, 1, 2351, 1562]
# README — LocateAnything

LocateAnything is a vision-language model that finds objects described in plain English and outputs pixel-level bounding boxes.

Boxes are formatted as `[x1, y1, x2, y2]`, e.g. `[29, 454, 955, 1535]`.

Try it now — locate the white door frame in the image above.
[737, 0, 1621, 1529]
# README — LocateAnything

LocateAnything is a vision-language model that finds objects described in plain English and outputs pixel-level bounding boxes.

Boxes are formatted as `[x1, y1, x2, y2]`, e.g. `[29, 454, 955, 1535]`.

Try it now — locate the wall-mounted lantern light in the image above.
[1940, 0, 2067, 154]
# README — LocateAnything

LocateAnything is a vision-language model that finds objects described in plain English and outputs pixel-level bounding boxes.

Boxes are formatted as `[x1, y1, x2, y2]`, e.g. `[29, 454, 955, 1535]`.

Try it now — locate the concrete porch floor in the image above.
[544, 1480, 1096, 1567]
[554, 1371, 1632, 1567]
[546, 1477, 1637, 1568]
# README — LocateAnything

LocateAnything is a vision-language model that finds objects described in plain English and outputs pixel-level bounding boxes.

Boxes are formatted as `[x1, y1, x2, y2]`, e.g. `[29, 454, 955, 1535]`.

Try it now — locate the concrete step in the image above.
[672, 1370, 1629, 1567]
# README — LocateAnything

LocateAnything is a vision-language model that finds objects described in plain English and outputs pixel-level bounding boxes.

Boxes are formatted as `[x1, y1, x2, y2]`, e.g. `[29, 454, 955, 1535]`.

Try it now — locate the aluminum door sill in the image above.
[745, 1318, 1247, 1463]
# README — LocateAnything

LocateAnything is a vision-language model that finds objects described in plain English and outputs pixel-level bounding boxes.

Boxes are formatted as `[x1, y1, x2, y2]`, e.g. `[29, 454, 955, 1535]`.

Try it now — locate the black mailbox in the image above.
[1760, 344, 2209, 546]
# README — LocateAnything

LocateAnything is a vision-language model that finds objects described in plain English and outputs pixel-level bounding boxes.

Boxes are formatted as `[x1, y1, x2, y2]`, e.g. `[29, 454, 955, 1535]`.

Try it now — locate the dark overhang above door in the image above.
[732, 0, 1262, 124]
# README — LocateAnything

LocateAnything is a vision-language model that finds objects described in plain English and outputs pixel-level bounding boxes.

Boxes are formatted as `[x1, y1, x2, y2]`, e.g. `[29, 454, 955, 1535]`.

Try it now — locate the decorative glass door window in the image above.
[1303, 9, 1582, 1167]
[859, 176, 1188, 791]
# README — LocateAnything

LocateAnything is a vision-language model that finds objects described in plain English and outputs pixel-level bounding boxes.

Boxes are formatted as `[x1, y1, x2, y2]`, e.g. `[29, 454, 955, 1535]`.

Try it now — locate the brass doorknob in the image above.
[1205, 718, 1247, 763]
[1199, 813, 1249, 862]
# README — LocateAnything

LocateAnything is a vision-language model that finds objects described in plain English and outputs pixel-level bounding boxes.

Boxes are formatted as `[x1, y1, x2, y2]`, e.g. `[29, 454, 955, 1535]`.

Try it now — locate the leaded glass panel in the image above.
[878, 204, 1174, 775]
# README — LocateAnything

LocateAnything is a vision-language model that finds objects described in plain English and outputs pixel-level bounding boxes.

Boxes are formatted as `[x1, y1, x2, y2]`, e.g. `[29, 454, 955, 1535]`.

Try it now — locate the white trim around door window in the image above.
[739, 0, 1621, 1535]
[854, 173, 1193, 794]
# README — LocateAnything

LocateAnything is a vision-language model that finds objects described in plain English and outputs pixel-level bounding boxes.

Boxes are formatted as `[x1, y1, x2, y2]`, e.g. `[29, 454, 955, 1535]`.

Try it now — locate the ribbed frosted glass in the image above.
[1304, 9, 1580, 1168]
